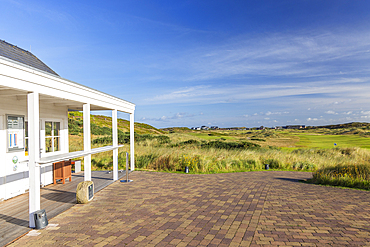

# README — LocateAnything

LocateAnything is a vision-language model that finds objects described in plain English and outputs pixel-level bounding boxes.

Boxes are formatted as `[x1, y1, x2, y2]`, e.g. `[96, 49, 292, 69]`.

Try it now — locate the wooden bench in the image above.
[53, 159, 72, 184]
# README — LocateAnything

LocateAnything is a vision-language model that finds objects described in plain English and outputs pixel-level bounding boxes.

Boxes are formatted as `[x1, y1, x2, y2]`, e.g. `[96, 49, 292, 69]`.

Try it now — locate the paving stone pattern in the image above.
[9, 171, 370, 246]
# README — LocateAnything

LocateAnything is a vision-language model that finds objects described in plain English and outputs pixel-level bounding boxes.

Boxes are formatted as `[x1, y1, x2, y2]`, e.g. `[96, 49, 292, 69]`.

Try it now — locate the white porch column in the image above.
[28, 92, 40, 228]
[130, 112, 135, 171]
[83, 103, 91, 181]
[112, 109, 118, 180]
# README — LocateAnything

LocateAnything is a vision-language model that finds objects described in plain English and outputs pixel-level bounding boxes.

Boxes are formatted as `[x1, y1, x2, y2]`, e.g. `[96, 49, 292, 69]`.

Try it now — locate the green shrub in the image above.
[180, 155, 200, 171]
[92, 157, 112, 170]
[311, 164, 370, 190]
[135, 154, 158, 169]
[172, 139, 200, 147]
[156, 135, 171, 144]
[93, 133, 170, 145]
[201, 140, 260, 150]
[292, 161, 316, 171]
[68, 118, 83, 135]
[135, 134, 170, 144]
[263, 158, 281, 169]
[147, 155, 179, 171]
[91, 124, 112, 135]
[182, 139, 200, 145]
[243, 142, 261, 149]
[93, 136, 112, 145]
[251, 138, 266, 142]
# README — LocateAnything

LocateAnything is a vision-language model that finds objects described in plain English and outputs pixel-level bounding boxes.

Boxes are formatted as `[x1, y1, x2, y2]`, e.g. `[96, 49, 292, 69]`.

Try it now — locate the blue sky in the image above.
[2, 0, 370, 128]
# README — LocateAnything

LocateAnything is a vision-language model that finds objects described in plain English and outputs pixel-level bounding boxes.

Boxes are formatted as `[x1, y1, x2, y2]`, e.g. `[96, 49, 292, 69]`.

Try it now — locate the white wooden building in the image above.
[0, 40, 135, 227]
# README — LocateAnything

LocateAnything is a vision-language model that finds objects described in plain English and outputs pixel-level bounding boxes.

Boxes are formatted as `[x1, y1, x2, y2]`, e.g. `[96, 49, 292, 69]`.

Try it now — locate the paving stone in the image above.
[8, 171, 370, 246]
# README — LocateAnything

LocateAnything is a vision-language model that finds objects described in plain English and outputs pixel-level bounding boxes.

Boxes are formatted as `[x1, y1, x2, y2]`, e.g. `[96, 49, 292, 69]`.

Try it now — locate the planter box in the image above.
[53, 160, 72, 184]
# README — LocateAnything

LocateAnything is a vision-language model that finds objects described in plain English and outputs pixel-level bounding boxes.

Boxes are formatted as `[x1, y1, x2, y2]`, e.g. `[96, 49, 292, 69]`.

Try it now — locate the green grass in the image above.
[293, 134, 370, 149]
[309, 164, 370, 190]
[187, 132, 236, 140]
[68, 113, 370, 190]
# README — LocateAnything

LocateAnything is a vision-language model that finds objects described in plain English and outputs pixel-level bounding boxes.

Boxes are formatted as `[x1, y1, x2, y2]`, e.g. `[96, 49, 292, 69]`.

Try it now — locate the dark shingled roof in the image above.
[0, 39, 58, 76]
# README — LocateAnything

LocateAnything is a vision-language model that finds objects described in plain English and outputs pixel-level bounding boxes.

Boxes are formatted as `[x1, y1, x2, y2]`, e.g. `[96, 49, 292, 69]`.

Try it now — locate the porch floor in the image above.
[0, 170, 128, 246]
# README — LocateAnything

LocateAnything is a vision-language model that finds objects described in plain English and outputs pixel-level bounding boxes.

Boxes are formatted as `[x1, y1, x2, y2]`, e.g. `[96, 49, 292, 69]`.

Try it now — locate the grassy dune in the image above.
[69, 114, 370, 190]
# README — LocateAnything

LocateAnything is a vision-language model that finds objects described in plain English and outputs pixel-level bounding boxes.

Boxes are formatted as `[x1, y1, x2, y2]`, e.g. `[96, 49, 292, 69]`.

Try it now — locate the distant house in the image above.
[0, 39, 135, 227]
[201, 126, 209, 130]
[286, 125, 306, 129]
[210, 126, 219, 130]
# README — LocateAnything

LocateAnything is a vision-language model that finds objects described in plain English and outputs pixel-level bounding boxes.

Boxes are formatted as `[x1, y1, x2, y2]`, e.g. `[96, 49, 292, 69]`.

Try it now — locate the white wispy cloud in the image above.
[155, 29, 370, 82]
[360, 111, 370, 115]
[307, 117, 319, 121]
[140, 112, 196, 122]
[118, 28, 370, 87]
[143, 77, 370, 105]
[121, 28, 370, 129]
[265, 111, 289, 116]
[148, 86, 211, 102]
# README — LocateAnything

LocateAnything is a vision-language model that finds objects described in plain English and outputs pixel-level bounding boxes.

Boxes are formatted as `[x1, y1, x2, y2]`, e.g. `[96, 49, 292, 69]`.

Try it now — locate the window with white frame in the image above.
[45, 121, 61, 153]
[6, 115, 25, 152]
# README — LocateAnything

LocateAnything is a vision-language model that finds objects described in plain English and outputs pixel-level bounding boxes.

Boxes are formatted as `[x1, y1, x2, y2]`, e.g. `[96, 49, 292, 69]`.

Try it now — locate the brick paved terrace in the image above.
[8, 171, 370, 246]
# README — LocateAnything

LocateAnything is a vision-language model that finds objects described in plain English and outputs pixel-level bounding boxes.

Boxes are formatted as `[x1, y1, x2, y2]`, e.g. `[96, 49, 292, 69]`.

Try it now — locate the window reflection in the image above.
[45, 121, 61, 153]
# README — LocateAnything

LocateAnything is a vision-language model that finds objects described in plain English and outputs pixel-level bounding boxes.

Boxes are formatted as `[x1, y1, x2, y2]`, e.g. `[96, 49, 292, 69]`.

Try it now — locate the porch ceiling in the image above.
[0, 85, 111, 111]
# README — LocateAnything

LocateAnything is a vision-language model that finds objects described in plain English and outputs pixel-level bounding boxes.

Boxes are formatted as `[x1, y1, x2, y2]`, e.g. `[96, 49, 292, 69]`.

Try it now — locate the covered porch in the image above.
[0, 54, 135, 228]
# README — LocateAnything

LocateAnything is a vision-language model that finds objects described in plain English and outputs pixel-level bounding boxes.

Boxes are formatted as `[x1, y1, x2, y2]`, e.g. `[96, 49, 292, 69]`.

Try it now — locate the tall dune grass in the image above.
[70, 131, 370, 190]
[311, 164, 370, 190]
[132, 140, 370, 173]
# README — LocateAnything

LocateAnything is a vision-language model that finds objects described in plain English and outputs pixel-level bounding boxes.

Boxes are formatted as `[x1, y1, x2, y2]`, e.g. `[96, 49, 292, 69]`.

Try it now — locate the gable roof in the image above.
[0, 39, 59, 76]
